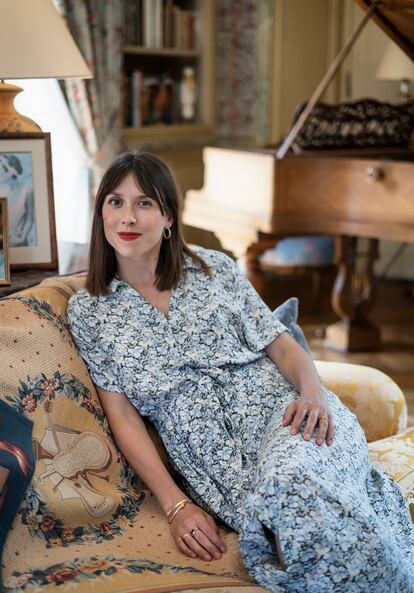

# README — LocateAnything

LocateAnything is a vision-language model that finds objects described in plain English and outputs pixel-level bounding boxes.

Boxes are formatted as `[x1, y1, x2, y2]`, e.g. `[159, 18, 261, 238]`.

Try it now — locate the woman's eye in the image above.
[108, 197, 122, 206]
[138, 198, 152, 207]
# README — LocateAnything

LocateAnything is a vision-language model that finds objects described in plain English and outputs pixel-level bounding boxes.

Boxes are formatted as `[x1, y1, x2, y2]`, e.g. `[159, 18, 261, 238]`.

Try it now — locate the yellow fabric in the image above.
[368, 428, 414, 521]
[315, 360, 407, 442]
[15, 273, 87, 317]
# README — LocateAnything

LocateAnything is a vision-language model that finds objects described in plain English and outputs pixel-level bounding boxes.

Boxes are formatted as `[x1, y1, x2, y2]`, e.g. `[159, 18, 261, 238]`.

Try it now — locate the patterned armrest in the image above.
[368, 428, 414, 522]
[314, 360, 407, 443]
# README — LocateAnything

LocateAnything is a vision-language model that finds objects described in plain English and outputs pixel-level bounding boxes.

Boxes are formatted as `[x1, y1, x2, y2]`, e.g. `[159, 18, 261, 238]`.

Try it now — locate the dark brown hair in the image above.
[86, 151, 210, 295]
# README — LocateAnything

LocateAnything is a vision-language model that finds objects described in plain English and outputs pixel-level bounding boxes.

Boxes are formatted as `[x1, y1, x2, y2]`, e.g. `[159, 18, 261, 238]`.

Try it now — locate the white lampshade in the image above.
[376, 40, 414, 81]
[0, 0, 92, 80]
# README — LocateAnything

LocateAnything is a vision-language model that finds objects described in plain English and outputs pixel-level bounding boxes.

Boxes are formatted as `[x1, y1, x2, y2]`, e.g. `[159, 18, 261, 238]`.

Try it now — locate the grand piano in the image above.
[183, 0, 414, 352]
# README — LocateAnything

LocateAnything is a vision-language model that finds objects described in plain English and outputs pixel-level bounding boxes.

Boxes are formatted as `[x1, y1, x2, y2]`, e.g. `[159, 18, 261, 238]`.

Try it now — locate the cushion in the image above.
[368, 427, 414, 521]
[274, 297, 309, 351]
[261, 236, 335, 267]
[315, 361, 408, 442]
[0, 400, 35, 590]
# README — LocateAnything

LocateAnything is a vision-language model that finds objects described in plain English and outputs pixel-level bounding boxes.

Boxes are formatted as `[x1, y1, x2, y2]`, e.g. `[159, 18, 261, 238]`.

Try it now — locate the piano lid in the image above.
[277, 0, 414, 158]
[355, 0, 414, 61]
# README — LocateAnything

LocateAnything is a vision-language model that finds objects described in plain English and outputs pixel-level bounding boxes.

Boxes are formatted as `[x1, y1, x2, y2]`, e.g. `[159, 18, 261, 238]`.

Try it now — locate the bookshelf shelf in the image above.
[124, 46, 200, 58]
[122, 0, 214, 148]
[123, 123, 213, 146]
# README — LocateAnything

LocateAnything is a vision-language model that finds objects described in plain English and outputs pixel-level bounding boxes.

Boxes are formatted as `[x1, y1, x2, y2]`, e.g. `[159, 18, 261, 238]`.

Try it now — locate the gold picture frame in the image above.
[0, 197, 11, 285]
[0, 132, 58, 270]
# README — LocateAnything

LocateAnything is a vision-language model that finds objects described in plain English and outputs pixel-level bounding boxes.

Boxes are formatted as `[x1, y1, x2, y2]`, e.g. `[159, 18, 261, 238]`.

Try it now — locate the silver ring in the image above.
[191, 528, 199, 538]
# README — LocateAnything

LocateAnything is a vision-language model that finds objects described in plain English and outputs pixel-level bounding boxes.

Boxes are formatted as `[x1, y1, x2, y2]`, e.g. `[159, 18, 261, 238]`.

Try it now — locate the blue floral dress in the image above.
[67, 248, 414, 593]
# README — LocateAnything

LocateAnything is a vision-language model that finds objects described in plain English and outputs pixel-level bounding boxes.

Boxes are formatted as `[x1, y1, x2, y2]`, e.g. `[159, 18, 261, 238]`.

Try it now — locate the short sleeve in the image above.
[67, 293, 124, 394]
[214, 252, 289, 351]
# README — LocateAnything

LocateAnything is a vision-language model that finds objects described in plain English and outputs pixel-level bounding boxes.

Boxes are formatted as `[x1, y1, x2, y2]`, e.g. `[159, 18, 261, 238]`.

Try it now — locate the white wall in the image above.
[11, 79, 91, 244]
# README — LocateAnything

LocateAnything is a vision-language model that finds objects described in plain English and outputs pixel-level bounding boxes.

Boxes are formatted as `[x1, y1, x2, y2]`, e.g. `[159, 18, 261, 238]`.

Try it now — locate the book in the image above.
[143, 0, 154, 48]
[163, 0, 174, 48]
[131, 70, 143, 127]
[153, 0, 162, 49]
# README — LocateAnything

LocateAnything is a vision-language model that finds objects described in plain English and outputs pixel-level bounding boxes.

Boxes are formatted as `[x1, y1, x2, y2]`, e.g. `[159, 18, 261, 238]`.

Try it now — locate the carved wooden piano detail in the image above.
[183, 0, 414, 352]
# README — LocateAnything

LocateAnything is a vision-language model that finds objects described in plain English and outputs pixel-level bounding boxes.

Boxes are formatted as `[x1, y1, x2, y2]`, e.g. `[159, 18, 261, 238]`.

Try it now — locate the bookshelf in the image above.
[122, 0, 215, 150]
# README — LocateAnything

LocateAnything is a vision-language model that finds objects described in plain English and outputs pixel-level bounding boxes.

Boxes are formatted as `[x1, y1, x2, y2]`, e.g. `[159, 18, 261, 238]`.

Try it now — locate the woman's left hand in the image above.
[282, 391, 334, 446]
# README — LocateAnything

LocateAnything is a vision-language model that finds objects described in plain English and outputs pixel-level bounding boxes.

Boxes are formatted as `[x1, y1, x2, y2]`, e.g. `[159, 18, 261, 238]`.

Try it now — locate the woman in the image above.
[67, 152, 414, 593]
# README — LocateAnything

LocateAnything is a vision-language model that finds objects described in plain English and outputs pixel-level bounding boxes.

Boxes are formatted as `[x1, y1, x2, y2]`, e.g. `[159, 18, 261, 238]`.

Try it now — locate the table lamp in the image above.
[0, 0, 92, 132]
[376, 39, 414, 101]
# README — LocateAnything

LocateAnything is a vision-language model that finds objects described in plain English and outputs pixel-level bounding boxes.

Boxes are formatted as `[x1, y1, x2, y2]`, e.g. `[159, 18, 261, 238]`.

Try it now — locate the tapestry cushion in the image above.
[274, 297, 309, 352]
[0, 291, 257, 593]
[0, 400, 35, 590]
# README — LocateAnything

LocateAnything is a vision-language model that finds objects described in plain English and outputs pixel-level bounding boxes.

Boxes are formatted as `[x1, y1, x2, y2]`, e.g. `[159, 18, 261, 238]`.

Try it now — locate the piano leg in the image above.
[325, 236, 381, 352]
[244, 239, 280, 296]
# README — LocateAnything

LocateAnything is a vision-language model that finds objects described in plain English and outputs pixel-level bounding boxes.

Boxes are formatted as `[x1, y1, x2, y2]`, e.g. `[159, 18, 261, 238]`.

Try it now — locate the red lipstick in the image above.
[118, 232, 141, 241]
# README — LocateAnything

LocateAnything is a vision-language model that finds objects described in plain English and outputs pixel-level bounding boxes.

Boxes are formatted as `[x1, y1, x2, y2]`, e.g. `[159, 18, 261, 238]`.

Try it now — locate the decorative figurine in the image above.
[179, 67, 197, 122]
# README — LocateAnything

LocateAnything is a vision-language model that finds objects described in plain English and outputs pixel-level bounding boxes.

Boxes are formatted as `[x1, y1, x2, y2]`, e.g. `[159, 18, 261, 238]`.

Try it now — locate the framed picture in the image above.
[0, 197, 11, 285]
[0, 133, 58, 269]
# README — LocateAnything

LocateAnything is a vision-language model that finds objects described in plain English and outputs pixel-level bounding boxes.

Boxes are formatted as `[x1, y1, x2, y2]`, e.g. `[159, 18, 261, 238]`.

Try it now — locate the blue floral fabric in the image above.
[67, 248, 414, 593]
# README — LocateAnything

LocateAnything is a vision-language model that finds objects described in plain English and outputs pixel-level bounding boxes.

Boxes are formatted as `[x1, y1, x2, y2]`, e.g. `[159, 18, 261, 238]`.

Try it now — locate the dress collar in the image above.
[107, 276, 125, 294]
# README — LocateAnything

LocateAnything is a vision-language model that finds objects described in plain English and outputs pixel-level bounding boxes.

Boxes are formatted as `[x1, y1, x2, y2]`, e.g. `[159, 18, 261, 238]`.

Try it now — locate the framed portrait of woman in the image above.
[0, 197, 10, 285]
[0, 133, 58, 270]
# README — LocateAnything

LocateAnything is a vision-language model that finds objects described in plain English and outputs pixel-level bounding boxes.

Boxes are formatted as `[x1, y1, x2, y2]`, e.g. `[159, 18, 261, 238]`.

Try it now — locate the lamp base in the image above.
[0, 82, 42, 133]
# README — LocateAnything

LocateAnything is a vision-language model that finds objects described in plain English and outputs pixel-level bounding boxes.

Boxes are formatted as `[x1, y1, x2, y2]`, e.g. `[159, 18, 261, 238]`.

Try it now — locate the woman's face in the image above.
[102, 173, 171, 264]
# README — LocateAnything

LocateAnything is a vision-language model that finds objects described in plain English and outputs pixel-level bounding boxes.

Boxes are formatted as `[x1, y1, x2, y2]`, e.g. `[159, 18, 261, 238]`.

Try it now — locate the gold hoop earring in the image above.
[163, 227, 172, 240]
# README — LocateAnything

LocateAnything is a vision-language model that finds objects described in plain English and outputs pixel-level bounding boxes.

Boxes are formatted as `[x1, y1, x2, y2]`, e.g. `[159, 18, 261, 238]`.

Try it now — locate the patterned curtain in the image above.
[54, 0, 124, 190]
[215, 0, 274, 145]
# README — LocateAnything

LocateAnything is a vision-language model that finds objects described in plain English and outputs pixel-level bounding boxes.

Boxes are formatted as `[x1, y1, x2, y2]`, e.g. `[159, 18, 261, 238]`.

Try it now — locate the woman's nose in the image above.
[122, 209, 137, 225]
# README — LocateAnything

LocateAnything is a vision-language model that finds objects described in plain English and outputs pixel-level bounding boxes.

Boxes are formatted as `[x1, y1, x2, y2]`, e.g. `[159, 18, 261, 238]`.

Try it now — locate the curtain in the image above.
[215, 0, 274, 145]
[54, 0, 125, 191]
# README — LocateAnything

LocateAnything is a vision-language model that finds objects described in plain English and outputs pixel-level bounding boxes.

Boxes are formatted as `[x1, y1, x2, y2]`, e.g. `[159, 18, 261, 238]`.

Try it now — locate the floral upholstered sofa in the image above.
[0, 274, 413, 593]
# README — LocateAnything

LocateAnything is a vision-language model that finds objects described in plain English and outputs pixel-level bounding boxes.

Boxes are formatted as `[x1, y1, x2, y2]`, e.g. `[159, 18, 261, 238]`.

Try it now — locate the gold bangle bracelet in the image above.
[167, 500, 190, 523]
[166, 498, 191, 520]
[167, 500, 192, 524]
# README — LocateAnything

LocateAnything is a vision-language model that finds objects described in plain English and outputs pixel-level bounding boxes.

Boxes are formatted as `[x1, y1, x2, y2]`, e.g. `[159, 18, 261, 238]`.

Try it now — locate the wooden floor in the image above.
[262, 271, 414, 426]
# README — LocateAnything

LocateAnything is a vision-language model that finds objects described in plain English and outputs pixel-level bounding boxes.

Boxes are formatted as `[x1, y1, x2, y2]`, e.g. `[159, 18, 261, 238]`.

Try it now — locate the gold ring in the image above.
[182, 532, 191, 539]
[320, 416, 328, 421]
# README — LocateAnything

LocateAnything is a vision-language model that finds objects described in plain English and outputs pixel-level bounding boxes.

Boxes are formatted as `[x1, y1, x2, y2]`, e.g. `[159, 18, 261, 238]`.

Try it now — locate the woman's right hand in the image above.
[169, 503, 227, 561]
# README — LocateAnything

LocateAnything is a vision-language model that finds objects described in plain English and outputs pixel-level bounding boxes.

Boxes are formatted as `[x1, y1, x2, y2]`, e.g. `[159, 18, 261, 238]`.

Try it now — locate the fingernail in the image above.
[204, 555, 211, 561]
[328, 439, 333, 446]
[213, 552, 221, 559]
[221, 545, 226, 552]
[304, 434, 310, 440]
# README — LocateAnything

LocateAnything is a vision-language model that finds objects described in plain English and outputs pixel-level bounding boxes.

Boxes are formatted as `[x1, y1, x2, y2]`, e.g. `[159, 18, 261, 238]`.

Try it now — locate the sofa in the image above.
[0, 274, 413, 593]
